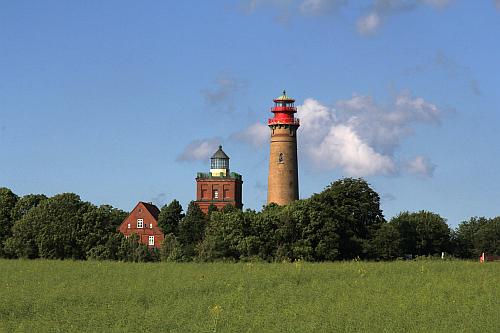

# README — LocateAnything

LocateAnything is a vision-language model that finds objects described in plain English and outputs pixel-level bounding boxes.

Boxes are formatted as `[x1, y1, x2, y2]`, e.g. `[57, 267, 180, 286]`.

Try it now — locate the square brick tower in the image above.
[194, 145, 243, 214]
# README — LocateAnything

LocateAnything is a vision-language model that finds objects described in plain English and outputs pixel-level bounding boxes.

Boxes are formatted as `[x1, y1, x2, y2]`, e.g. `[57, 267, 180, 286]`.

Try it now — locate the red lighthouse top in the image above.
[268, 90, 300, 126]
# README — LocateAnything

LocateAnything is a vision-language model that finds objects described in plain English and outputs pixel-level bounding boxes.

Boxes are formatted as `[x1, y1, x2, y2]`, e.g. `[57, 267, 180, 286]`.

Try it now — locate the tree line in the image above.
[0, 178, 498, 262]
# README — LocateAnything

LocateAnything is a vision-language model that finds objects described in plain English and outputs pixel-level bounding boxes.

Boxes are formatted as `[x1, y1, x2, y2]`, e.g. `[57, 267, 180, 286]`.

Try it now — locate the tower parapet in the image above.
[267, 91, 300, 205]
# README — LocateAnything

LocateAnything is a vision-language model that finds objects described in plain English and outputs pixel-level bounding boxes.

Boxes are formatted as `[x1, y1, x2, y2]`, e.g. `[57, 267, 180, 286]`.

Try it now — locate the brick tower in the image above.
[267, 91, 300, 205]
[194, 145, 243, 213]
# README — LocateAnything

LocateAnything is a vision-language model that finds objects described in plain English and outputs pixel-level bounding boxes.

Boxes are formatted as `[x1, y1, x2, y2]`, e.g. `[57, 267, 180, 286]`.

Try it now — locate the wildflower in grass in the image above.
[209, 304, 223, 332]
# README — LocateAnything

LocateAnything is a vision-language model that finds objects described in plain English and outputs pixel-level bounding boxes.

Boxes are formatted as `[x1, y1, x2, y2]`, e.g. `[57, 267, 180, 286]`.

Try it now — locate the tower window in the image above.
[148, 236, 155, 246]
[278, 153, 285, 164]
[137, 219, 144, 228]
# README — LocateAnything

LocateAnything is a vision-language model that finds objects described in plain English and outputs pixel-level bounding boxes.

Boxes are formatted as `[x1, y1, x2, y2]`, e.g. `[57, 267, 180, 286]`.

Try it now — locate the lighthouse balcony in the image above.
[271, 106, 297, 112]
[197, 172, 242, 181]
[268, 118, 300, 126]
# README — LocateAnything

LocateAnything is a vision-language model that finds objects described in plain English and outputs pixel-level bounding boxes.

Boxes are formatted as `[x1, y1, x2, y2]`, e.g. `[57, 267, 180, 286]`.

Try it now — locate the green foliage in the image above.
[0, 260, 498, 332]
[160, 233, 183, 261]
[10, 194, 47, 222]
[454, 217, 500, 258]
[4, 194, 128, 260]
[178, 201, 207, 258]
[0, 187, 18, 256]
[390, 211, 450, 257]
[157, 199, 184, 235]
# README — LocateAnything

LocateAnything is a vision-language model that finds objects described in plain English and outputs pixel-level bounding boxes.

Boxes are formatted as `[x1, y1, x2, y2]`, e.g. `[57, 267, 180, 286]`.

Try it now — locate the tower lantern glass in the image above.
[210, 145, 230, 177]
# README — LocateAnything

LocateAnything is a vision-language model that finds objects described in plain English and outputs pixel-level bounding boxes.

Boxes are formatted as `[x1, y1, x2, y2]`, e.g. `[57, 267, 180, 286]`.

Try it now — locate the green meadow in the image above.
[0, 259, 498, 333]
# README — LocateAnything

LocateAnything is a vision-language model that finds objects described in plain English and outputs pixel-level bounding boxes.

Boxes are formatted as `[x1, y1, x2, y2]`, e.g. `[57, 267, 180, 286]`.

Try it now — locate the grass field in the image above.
[0, 259, 498, 332]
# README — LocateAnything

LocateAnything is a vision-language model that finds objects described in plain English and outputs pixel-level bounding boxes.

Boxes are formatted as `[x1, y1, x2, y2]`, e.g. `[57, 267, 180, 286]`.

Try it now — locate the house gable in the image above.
[118, 201, 164, 248]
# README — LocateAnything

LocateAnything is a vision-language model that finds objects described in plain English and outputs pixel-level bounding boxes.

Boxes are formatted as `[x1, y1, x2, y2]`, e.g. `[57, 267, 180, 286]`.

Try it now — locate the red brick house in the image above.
[117, 201, 164, 249]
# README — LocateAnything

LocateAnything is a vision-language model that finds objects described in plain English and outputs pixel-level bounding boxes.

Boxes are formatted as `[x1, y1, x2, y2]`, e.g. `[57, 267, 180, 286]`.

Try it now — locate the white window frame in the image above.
[149, 223, 153, 229]
[148, 236, 155, 246]
[214, 190, 219, 199]
[127, 223, 130, 229]
[137, 219, 144, 228]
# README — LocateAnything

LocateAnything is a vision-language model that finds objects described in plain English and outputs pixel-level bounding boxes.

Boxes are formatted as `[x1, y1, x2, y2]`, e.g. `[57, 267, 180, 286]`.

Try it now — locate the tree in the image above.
[198, 209, 248, 261]
[157, 200, 184, 235]
[178, 201, 207, 257]
[473, 217, 500, 256]
[453, 217, 488, 258]
[160, 233, 183, 261]
[310, 178, 385, 259]
[369, 223, 401, 260]
[0, 187, 18, 256]
[10, 194, 47, 222]
[391, 211, 450, 257]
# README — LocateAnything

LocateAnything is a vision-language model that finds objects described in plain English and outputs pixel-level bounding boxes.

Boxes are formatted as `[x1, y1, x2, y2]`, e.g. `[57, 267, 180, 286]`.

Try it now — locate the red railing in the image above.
[268, 118, 300, 126]
[271, 106, 297, 112]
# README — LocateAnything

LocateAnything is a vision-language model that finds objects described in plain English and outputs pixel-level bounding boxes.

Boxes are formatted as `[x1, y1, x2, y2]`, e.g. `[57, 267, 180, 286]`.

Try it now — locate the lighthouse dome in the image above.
[210, 145, 229, 176]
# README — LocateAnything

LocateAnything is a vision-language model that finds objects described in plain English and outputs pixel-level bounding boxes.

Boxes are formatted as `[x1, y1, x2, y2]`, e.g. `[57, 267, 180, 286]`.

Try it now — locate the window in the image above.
[213, 190, 219, 199]
[127, 223, 131, 229]
[149, 224, 153, 229]
[137, 219, 144, 228]
[278, 152, 284, 164]
[148, 236, 155, 246]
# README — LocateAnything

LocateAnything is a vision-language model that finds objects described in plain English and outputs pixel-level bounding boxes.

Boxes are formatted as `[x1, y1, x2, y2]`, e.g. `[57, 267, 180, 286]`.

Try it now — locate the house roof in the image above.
[139, 201, 160, 220]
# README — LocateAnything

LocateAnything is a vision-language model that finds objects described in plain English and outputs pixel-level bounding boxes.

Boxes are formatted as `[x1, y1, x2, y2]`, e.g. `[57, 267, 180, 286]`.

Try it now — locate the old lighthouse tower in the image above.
[267, 91, 300, 205]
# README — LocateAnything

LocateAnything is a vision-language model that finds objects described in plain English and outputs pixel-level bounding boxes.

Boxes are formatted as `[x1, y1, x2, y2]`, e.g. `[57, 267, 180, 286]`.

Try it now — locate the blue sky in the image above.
[1, 0, 499, 227]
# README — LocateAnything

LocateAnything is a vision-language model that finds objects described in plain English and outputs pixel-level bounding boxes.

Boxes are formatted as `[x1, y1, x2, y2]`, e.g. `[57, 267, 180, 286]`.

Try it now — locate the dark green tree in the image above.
[160, 233, 183, 261]
[310, 178, 384, 259]
[10, 194, 47, 222]
[453, 217, 488, 258]
[178, 201, 207, 257]
[391, 211, 450, 257]
[474, 217, 500, 256]
[369, 223, 401, 259]
[157, 200, 184, 235]
[0, 187, 18, 256]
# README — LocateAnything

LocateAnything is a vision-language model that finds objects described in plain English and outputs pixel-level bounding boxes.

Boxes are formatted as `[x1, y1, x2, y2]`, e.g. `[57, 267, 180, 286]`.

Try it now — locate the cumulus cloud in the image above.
[177, 138, 222, 162]
[201, 76, 246, 113]
[295, 91, 441, 177]
[405, 155, 436, 177]
[310, 124, 396, 176]
[231, 122, 269, 148]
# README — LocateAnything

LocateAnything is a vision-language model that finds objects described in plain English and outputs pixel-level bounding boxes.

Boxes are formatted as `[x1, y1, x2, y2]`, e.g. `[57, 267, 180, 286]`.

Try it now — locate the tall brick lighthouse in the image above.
[267, 91, 300, 205]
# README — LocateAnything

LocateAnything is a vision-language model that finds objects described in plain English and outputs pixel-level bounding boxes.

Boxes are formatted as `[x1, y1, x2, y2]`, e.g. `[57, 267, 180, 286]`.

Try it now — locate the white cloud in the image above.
[293, 91, 442, 177]
[310, 124, 396, 176]
[231, 122, 269, 148]
[357, 12, 381, 35]
[405, 156, 436, 177]
[177, 138, 222, 162]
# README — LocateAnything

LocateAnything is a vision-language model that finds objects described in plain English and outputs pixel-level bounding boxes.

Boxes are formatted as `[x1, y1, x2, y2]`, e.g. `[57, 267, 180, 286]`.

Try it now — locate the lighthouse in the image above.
[267, 91, 300, 205]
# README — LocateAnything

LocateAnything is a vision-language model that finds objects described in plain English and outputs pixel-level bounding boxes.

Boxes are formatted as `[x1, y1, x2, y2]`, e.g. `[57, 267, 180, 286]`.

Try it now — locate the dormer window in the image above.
[137, 219, 144, 228]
